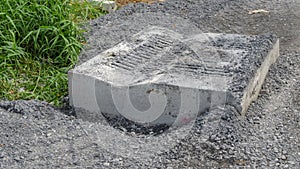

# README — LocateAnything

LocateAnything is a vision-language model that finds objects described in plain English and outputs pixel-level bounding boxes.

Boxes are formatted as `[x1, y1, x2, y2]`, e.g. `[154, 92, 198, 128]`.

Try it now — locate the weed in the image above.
[0, 0, 105, 106]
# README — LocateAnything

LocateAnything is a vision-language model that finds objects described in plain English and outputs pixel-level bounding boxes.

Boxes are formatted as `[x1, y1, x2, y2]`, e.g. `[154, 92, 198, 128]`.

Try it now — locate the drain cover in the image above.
[69, 26, 279, 127]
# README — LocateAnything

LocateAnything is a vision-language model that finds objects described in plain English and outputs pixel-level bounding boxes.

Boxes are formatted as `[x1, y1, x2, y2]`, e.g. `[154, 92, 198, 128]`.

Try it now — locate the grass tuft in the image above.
[0, 0, 105, 106]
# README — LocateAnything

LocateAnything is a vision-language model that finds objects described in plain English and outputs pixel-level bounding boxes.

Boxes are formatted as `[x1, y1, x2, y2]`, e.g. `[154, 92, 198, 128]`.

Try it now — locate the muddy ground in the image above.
[0, 0, 300, 168]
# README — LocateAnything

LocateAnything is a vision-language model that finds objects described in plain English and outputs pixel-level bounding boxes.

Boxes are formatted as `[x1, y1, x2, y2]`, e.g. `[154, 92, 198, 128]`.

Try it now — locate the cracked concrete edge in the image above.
[240, 39, 280, 116]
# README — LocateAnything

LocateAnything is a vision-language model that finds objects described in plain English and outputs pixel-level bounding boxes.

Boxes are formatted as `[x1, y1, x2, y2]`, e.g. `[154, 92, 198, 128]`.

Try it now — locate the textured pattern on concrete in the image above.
[69, 26, 279, 127]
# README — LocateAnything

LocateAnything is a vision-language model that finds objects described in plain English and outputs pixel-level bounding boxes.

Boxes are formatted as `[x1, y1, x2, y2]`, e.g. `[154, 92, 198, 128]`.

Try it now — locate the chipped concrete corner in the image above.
[68, 26, 279, 128]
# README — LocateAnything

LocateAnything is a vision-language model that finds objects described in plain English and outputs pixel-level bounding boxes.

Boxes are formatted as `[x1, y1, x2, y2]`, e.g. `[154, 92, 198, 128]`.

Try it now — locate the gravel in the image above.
[1, 0, 300, 168]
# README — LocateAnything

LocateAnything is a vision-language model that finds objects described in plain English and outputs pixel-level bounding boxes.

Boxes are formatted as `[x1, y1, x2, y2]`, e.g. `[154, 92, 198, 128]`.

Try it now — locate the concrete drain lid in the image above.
[69, 26, 279, 131]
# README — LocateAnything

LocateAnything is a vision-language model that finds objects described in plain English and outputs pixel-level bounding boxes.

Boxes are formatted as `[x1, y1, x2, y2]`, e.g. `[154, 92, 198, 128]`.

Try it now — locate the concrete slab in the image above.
[69, 26, 279, 128]
[92, 0, 117, 12]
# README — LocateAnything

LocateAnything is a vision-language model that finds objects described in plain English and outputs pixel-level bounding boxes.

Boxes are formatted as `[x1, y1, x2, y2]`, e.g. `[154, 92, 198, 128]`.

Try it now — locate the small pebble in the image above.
[289, 161, 295, 165]
[281, 155, 287, 160]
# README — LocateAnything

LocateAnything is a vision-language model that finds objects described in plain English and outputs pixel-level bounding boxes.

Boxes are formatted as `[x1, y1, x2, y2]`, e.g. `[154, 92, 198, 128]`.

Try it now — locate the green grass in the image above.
[0, 0, 106, 106]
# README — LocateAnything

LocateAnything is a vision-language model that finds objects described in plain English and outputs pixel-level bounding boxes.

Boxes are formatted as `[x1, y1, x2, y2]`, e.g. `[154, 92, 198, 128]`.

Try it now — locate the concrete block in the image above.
[90, 0, 117, 12]
[69, 26, 279, 127]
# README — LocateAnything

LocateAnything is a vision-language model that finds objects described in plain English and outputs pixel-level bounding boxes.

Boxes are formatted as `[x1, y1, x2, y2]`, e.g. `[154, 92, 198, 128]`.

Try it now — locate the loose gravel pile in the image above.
[1, 0, 299, 168]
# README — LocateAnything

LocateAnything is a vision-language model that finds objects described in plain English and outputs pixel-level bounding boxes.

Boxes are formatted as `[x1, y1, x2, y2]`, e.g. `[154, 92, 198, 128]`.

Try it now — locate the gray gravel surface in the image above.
[1, 0, 300, 168]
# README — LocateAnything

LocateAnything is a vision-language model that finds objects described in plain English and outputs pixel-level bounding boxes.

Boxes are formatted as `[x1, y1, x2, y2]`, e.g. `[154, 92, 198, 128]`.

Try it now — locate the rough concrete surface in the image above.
[0, 0, 300, 168]
[69, 26, 279, 127]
